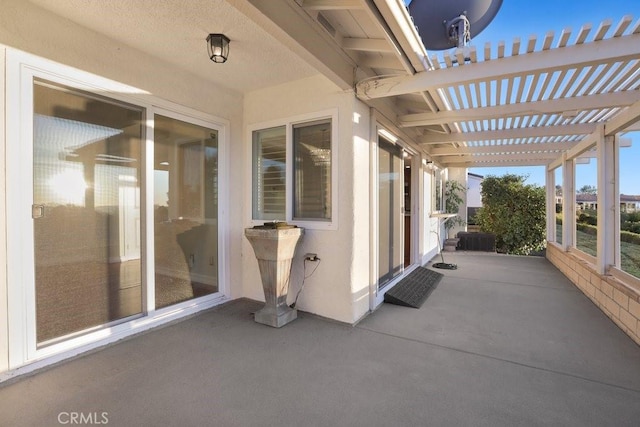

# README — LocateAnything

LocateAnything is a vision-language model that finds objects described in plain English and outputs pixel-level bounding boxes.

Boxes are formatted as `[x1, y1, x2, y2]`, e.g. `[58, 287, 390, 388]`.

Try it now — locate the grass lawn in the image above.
[575, 229, 640, 279]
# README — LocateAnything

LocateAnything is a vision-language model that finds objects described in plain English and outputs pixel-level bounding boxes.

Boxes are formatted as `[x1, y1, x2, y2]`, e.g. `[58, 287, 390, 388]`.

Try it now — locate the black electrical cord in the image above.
[290, 258, 321, 309]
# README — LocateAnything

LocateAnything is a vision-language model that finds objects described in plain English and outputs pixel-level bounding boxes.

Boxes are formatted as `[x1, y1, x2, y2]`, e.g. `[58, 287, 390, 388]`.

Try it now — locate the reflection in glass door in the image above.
[154, 115, 219, 309]
[378, 137, 404, 288]
[33, 79, 143, 345]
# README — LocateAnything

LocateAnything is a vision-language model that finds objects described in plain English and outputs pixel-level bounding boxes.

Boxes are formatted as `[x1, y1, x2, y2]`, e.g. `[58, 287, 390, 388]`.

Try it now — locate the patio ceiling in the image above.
[26, 0, 320, 93]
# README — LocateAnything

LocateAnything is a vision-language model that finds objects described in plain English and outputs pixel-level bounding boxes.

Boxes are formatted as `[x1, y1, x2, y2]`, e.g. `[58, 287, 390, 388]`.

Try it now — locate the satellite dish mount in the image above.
[445, 13, 471, 48]
[408, 0, 503, 51]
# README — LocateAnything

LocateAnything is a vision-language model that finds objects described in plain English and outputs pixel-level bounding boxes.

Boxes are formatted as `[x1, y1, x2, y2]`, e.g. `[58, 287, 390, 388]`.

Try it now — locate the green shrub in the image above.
[475, 174, 546, 255]
[577, 223, 597, 236]
[622, 212, 640, 223]
[578, 212, 597, 226]
[621, 230, 640, 245]
[621, 221, 640, 234]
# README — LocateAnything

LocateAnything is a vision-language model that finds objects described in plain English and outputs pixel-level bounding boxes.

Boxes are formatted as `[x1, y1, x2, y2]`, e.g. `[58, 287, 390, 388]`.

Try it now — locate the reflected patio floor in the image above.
[1, 252, 639, 426]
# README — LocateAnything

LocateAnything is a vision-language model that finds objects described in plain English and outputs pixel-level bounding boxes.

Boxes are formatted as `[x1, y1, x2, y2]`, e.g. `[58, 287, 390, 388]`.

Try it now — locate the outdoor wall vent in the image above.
[317, 12, 336, 38]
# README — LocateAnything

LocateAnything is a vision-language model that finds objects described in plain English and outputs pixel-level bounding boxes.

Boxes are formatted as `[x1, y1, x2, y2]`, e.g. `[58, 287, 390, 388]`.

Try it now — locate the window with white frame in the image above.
[293, 120, 332, 220]
[618, 130, 640, 279]
[432, 167, 444, 212]
[575, 153, 598, 257]
[252, 116, 334, 224]
[252, 126, 286, 220]
[554, 166, 563, 245]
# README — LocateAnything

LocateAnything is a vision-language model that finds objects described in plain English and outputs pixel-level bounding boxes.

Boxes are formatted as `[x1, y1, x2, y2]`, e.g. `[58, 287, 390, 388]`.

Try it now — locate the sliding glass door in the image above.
[33, 79, 144, 345]
[28, 80, 222, 348]
[6, 53, 229, 369]
[377, 137, 404, 288]
[153, 115, 219, 308]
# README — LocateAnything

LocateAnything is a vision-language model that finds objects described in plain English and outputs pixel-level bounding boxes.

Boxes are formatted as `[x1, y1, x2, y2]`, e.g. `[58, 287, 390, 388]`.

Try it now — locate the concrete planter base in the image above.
[244, 226, 304, 328]
[254, 300, 297, 328]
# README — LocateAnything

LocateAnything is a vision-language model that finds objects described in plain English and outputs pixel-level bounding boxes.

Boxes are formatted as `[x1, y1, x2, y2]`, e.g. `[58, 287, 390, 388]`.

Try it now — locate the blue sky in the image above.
[406, 1, 640, 193]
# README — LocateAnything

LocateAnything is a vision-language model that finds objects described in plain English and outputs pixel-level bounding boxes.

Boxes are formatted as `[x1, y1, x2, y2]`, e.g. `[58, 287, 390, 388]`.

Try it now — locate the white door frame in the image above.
[369, 122, 420, 310]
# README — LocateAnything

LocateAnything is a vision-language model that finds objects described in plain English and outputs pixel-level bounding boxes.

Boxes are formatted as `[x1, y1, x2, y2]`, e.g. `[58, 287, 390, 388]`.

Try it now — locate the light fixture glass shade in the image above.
[207, 33, 230, 63]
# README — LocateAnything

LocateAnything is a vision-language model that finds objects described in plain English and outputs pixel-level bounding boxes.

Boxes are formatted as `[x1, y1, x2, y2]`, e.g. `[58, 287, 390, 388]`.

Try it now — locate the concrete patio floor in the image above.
[1, 252, 640, 426]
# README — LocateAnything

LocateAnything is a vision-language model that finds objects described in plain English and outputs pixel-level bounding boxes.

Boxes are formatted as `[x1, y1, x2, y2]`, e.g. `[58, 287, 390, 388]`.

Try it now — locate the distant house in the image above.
[620, 195, 640, 213]
[560, 193, 640, 212]
[576, 193, 598, 210]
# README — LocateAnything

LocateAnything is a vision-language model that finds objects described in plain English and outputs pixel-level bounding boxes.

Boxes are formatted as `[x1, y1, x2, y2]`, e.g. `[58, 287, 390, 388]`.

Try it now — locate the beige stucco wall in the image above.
[0, 0, 245, 374]
[350, 99, 374, 320]
[0, 47, 8, 374]
[243, 75, 371, 323]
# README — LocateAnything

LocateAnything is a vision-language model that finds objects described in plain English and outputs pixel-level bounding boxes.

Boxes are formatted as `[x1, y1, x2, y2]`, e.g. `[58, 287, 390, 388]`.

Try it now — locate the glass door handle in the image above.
[32, 204, 45, 219]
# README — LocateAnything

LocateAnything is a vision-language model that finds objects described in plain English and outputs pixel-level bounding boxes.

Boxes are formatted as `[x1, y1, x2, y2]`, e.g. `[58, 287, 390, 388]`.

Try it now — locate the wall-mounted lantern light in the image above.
[206, 33, 230, 63]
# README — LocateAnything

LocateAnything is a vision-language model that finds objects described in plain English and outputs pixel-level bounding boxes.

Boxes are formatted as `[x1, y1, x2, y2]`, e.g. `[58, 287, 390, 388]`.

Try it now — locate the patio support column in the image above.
[545, 167, 555, 243]
[562, 155, 575, 251]
[614, 136, 621, 269]
[416, 154, 426, 263]
[596, 134, 618, 274]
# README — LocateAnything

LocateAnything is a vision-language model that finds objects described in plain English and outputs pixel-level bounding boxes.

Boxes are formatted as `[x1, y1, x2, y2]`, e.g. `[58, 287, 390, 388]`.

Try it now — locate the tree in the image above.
[578, 184, 597, 195]
[475, 174, 546, 255]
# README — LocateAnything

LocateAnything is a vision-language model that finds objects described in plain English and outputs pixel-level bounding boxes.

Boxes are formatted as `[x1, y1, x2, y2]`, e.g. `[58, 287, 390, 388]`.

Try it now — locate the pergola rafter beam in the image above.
[356, 33, 640, 99]
[429, 140, 578, 156]
[437, 153, 559, 164]
[396, 98, 434, 112]
[446, 159, 553, 168]
[400, 90, 640, 127]
[420, 123, 598, 144]
[605, 98, 640, 135]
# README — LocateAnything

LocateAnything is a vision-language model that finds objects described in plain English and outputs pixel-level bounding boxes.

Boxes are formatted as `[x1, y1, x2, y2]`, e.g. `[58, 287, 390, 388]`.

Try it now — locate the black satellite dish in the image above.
[408, 0, 503, 50]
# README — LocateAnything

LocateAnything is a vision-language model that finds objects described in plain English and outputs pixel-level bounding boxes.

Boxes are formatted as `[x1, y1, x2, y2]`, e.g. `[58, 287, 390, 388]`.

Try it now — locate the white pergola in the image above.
[355, 15, 640, 169]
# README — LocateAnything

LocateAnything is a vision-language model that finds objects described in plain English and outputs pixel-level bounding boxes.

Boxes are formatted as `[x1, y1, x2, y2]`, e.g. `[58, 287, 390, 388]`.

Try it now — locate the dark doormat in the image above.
[383, 267, 443, 308]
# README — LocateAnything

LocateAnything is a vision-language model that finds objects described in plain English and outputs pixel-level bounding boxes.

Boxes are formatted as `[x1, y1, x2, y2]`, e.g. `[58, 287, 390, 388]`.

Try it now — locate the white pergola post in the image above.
[562, 156, 575, 251]
[614, 135, 621, 269]
[596, 134, 617, 275]
[546, 167, 555, 243]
